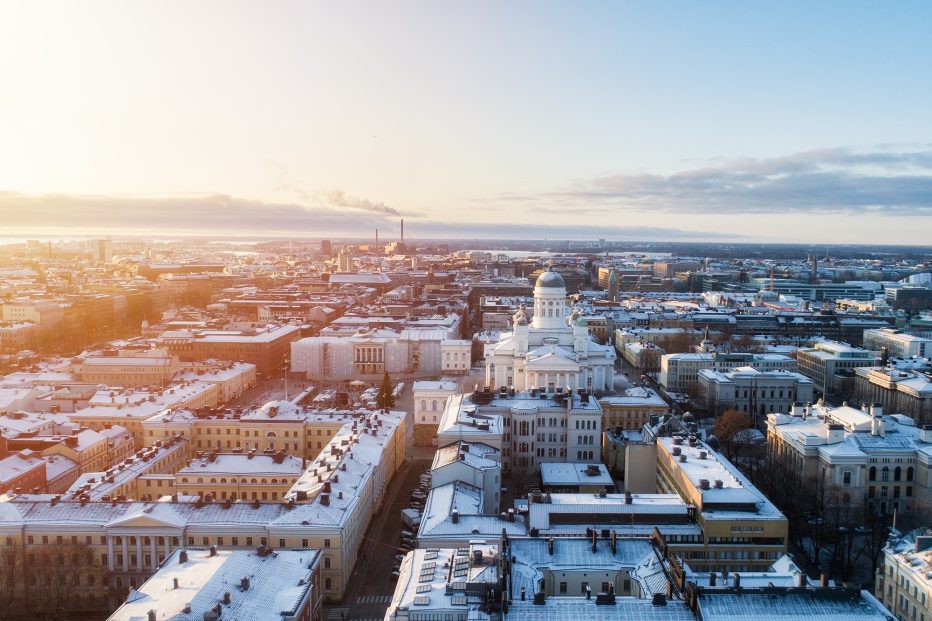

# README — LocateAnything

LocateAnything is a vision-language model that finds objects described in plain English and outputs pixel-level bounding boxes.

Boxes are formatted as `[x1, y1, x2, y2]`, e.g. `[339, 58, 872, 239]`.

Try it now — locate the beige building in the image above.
[43, 429, 111, 473]
[70, 350, 181, 388]
[875, 528, 931, 621]
[766, 403, 931, 520]
[413, 380, 458, 446]
[655, 435, 789, 572]
[70, 381, 222, 446]
[0, 408, 408, 615]
[175, 452, 304, 501]
[598, 387, 669, 432]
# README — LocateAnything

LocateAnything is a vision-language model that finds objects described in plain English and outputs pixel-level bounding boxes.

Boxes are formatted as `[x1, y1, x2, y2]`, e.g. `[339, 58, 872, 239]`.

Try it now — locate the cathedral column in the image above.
[107, 536, 115, 571]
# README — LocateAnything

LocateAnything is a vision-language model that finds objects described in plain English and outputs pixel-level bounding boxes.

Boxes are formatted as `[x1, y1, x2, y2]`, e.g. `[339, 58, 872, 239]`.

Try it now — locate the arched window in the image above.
[894, 467, 901, 481]
[271, 479, 277, 484]
[210, 478, 217, 484]
[261, 479, 267, 484]
[251, 478, 258, 484]
[181, 478, 189, 483]
[197, 478, 204, 484]
[906, 467, 914, 482]
[420, 400, 426, 411]
[220, 478, 227, 483]
[869, 466, 876, 481]
[881, 466, 889, 482]
[266, 431, 277, 438]
[431, 400, 438, 411]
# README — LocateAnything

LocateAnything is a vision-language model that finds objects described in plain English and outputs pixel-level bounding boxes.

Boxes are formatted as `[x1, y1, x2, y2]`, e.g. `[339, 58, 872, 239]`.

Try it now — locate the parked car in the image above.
[400, 530, 414, 539]
[390, 571, 400, 581]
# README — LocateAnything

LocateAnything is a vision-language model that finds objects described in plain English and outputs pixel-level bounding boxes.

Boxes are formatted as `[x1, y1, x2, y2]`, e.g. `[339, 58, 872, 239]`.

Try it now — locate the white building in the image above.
[697, 367, 814, 417]
[659, 352, 797, 393]
[413, 380, 459, 446]
[863, 328, 931, 359]
[484, 268, 615, 393]
[437, 387, 603, 476]
[291, 318, 470, 381]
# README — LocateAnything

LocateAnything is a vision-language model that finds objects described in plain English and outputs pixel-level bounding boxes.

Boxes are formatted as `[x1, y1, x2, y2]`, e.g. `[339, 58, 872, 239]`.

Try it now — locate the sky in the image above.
[1, 1, 931, 244]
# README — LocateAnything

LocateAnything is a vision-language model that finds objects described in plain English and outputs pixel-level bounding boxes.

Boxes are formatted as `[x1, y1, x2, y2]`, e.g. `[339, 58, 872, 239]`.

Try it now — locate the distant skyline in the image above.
[2, 1, 931, 243]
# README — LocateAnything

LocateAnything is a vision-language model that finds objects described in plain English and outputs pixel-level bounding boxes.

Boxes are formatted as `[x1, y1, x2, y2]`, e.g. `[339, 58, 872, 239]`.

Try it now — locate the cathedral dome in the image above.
[535, 270, 565, 289]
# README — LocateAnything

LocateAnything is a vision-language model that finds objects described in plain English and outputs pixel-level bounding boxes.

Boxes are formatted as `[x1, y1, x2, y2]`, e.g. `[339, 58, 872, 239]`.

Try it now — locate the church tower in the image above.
[532, 263, 567, 329]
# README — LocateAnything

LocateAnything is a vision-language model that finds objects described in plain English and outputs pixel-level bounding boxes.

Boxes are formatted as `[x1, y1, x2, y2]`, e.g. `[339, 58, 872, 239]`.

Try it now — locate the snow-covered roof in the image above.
[106, 547, 320, 621]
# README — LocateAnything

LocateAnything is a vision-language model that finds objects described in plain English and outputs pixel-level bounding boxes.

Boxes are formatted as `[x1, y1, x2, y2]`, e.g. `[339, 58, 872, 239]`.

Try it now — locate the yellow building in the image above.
[175, 452, 303, 501]
[599, 387, 669, 432]
[0, 408, 408, 616]
[70, 350, 181, 388]
[655, 435, 789, 572]
[43, 429, 110, 473]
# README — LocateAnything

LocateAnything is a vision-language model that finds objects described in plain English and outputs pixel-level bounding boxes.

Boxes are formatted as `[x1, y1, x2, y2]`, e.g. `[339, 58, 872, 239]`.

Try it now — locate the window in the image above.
[324, 539, 331, 548]
[559, 582, 567, 594]
[869, 466, 877, 481]
[324, 557, 331, 569]
[843, 471, 851, 486]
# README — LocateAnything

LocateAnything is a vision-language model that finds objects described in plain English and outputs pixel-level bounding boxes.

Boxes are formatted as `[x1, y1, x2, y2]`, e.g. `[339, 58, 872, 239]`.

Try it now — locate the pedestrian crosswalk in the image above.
[325, 607, 349, 621]
[355, 594, 393, 605]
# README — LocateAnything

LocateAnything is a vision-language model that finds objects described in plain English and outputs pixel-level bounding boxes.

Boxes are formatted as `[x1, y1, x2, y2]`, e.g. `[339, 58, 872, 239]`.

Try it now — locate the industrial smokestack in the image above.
[401, 218, 404, 243]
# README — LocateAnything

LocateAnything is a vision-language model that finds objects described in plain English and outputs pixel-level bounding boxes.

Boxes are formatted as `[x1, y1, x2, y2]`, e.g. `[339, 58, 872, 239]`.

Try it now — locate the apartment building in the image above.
[413, 379, 458, 446]
[875, 529, 931, 621]
[158, 324, 300, 375]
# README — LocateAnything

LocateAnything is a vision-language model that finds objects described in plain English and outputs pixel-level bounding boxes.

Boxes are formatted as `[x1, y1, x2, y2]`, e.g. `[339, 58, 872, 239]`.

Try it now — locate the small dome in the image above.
[535, 270, 565, 289]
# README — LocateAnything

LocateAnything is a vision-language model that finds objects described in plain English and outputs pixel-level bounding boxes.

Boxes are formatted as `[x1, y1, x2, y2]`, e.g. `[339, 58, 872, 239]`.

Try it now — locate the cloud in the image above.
[0, 191, 734, 241]
[0, 192, 396, 236]
[499, 147, 932, 216]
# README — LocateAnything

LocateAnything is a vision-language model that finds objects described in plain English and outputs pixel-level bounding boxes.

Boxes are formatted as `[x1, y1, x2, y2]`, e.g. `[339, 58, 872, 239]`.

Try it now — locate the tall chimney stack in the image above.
[401, 218, 404, 243]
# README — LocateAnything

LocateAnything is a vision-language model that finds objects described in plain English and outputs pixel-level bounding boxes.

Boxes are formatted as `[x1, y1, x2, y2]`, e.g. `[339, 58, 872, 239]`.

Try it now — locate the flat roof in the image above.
[106, 547, 320, 621]
[540, 462, 613, 486]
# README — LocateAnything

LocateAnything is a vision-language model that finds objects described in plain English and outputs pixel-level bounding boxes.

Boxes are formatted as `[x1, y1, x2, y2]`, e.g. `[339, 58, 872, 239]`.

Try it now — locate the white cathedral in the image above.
[484, 266, 616, 392]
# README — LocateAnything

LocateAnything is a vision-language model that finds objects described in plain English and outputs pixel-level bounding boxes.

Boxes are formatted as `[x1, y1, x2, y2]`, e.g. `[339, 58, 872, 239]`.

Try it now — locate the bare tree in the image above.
[713, 410, 752, 462]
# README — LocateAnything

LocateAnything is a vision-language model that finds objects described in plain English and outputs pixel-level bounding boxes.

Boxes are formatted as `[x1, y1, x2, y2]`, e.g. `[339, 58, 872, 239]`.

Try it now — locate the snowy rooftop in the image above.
[696, 587, 891, 621]
[282, 409, 405, 528]
[540, 462, 613, 487]
[599, 387, 667, 406]
[177, 453, 304, 477]
[106, 547, 319, 621]
[658, 437, 784, 519]
[433, 441, 501, 471]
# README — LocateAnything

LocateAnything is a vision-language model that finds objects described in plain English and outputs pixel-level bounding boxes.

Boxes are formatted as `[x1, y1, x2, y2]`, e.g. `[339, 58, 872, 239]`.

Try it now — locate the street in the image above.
[324, 457, 432, 621]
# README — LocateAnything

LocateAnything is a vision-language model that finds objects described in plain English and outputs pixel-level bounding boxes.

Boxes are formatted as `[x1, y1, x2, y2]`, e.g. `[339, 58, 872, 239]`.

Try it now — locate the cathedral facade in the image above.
[484, 268, 616, 392]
